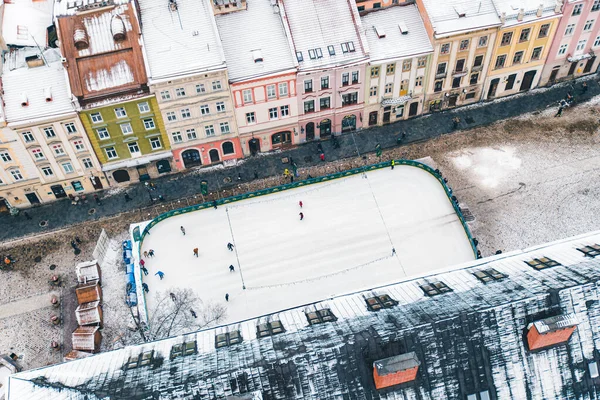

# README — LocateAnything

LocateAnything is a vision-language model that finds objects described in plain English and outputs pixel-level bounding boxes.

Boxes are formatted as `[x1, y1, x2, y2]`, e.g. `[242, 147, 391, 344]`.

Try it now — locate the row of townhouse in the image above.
[0, 0, 598, 211]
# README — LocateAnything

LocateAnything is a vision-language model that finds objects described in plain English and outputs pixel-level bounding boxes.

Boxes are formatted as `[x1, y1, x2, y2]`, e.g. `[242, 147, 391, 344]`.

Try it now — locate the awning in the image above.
[567, 52, 594, 63]
[102, 151, 173, 172]
[381, 95, 412, 106]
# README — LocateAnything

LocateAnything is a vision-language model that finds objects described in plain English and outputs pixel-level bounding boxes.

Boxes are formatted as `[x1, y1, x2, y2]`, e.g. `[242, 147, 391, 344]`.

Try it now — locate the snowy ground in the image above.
[137, 166, 474, 323]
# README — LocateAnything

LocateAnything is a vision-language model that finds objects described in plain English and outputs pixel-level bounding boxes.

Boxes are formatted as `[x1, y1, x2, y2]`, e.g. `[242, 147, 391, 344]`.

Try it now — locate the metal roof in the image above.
[420, 0, 502, 37]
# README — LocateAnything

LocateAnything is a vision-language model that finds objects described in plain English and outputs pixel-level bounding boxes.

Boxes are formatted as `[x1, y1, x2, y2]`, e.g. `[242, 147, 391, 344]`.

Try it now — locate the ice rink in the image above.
[137, 165, 475, 324]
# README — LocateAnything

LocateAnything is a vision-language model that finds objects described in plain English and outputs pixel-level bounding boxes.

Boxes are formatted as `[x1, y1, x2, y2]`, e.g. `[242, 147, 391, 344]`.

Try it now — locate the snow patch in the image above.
[85, 60, 134, 93]
[449, 147, 521, 189]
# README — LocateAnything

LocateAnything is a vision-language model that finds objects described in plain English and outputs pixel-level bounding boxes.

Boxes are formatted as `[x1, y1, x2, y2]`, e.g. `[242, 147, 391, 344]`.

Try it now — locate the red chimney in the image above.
[373, 352, 420, 390]
[527, 314, 578, 351]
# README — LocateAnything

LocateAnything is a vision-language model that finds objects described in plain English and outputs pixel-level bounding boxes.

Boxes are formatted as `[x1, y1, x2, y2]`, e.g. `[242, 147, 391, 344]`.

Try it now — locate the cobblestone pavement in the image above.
[1, 77, 599, 242]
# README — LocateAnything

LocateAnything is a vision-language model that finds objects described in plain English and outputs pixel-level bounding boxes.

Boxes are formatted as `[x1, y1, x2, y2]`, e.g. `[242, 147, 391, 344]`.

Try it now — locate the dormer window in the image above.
[375, 26, 386, 39]
[328, 45, 335, 56]
[365, 294, 398, 311]
[525, 257, 560, 270]
[215, 330, 242, 348]
[308, 49, 316, 59]
[577, 244, 600, 258]
[256, 320, 285, 338]
[419, 281, 452, 296]
[252, 49, 263, 63]
[305, 308, 336, 325]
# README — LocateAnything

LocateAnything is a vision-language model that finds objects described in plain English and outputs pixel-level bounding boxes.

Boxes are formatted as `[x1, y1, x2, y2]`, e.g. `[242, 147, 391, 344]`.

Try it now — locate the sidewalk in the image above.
[1, 77, 598, 243]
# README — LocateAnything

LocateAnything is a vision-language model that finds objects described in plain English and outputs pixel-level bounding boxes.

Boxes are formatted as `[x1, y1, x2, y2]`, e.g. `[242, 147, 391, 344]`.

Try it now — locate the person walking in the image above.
[155, 270, 164, 280]
[148, 249, 155, 257]
[299, 201, 303, 208]
[555, 106, 564, 118]
[142, 283, 149, 293]
[94, 194, 102, 205]
[227, 242, 234, 251]
[225, 293, 229, 302]
[143, 251, 148, 258]
[392, 248, 396, 256]
[180, 226, 186, 235]
[320, 153, 325, 162]
[229, 264, 235, 272]
[190, 309, 197, 318]
[141, 265, 149, 276]
[193, 248, 199, 257]
[170, 292, 177, 302]
[582, 81, 588, 94]
[23, 211, 32, 220]
[299, 212, 304, 221]
[124, 193, 132, 202]
[452, 116, 461, 130]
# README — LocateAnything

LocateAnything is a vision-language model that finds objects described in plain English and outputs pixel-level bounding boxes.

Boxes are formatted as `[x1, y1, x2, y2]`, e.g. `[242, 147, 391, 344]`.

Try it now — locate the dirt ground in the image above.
[1, 97, 600, 371]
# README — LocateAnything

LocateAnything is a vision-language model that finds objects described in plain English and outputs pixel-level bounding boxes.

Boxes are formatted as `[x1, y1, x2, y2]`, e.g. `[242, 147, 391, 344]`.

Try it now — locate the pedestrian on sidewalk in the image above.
[143, 251, 148, 258]
[190, 309, 197, 318]
[227, 242, 234, 251]
[452, 116, 461, 130]
[124, 193, 132, 202]
[170, 292, 176, 302]
[155, 270, 164, 280]
[181, 226, 186, 235]
[582, 81, 588, 94]
[193, 248, 199, 257]
[225, 293, 229, 302]
[299, 212, 304, 221]
[141, 265, 149, 275]
[392, 247, 396, 256]
[229, 264, 235, 272]
[23, 211, 32, 220]
[320, 153, 325, 162]
[94, 194, 102, 205]
[299, 201, 303, 208]
[555, 106, 564, 117]
[142, 283, 149, 293]
[148, 249, 155, 257]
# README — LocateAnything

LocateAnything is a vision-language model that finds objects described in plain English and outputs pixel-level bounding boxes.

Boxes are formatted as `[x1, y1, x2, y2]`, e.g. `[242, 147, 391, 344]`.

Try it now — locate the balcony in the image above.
[471, 64, 483, 72]
[452, 68, 469, 78]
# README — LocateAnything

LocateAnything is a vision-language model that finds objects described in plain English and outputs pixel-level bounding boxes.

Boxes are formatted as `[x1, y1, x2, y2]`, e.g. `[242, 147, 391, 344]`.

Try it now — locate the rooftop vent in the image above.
[73, 23, 89, 50]
[25, 55, 44, 68]
[110, 15, 126, 42]
[454, 5, 466, 18]
[373, 352, 420, 389]
[20, 93, 28, 107]
[169, 0, 178, 11]
[526, 314, 578, 351]
[44, 87, 53, 102]
[252, 49, 263, 63]
[398, 21, 408, 34]
[374, 26, 386, 38]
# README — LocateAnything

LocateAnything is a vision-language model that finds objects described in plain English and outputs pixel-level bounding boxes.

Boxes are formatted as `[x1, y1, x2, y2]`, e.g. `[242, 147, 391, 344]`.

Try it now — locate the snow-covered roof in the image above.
[138, 0, 226, 82]
[215, 0, 296, 82]
[361, 5, 433, 63]
[2, 0, 53, 47]
[492, 0, 559, 27]
[281, 0, 368, 70]
[421, 0, 502, 37]
[2, 48, 76, 125]
[8, 229, 600, 399]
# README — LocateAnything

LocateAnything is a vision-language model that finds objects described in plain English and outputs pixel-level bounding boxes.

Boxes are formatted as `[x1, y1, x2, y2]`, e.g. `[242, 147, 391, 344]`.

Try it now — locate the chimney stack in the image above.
[537, 4, 543, 17]
[517, 8, 525, 21]
[373, 352, 420, 390]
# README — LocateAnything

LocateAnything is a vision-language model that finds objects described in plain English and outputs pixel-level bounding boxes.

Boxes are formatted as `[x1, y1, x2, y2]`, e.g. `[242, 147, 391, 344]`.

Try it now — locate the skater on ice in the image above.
[392, 248, 396, 256]
[227, 242, 234, 251]
[155, 270, 164, 280]
[193, 248, 199, 257]
[299, 200, 303, 208]
[229, 264, 235, 272]
[180, 226, 186, 235]
[190, 310, 197, 318]
[142, 283, 149, 293]
[148, 249, 155, 257]
[141, 265, 149, 276]
[140, 259, 146, 268]
[225, 293, 229, 302]
[143, 251, 148, 258]
[299, 212, 304, 220]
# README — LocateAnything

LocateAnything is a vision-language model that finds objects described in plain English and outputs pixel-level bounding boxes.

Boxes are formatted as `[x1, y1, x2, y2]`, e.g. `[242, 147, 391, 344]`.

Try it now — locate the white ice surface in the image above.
[138, 166, 475, 324]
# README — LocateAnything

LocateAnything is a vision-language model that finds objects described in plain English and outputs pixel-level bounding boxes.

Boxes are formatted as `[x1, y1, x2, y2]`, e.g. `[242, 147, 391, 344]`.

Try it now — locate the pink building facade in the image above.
[540, 0, 600, 85]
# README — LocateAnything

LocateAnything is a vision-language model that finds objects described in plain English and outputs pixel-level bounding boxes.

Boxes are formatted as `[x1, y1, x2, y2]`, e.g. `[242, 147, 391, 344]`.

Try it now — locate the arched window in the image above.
[222, 141, 235, 155]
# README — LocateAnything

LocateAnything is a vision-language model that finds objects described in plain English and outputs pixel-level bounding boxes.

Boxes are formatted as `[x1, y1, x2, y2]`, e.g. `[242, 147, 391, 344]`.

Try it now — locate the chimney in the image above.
[526, 314, 578, 351]
[44, 87, 53, 102]
[517, 8, 525, 21]
[373, 352, 420, 389]
[20, 93, 28, 107]
[537, 4, 543, 17]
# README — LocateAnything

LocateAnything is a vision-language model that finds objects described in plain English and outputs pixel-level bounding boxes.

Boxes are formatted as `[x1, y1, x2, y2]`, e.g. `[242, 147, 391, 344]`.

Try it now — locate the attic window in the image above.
[473, 268, 507, 283]
[125, 350, 154, 369]
[215, 330, 242, 348]
[315, 48, 323, 58]
[577, 244, 600, 258]
[420, 281, 452, 297]
[375, 26, 386, 38]
[348, 41, 355, 52]
[296, 51, 303, 62]
[328, 45, 335, 55]
[252, 49, 263, 63]
[308, 49, 316, 59]
[365, 294, 398, 311]
[256, 320, 285, 338]
[170, 341, 197, 359]
[306, 308, 337, 325]
[341, 43, 349, 53]
[525, 257, 561, 270]
[398, 21, 408, 34]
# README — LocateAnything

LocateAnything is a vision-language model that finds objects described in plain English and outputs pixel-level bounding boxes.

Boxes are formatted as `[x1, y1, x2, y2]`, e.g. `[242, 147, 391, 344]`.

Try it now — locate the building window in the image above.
[585, 20, 595, 31]
[495, 55, 507, 69]
[160, 90, 171, 100]
[577, 244, 600, 257]
[402, 60, 411, 71]
[138, 102, 150, 113]
[558, 44, 568, 55]
[478, 36, 488, 47]
[97, 128, 110, 140]
[181, 108, 191, 119]
[304, 100, 315, 113]
[220, 122, 230, 134]
[31, 148, 45, 160]
[196, 84, 206, 94]
[437, 62, 447, 75]
[246, 112, 256, 124]
[166, 111, 177, 122]
[531, 46, 543, 61]
[384, 83, 393, 94]
[0, 151, 11, 162]
[256, 320, 285, 338]
[280, 105, 289, 117]
[143, 118, 155, 130]
[370, 66, 380, 77]
[386, 63, 395, 75]
[114, 107, 127, 118]
[64, 122, 77, 133]
[440, 43, 450, 54]
[53, 144, 65, 156]
[22, 131, 35, 143]
[150, 137, 162, 150]
[212, 81, 222, 91]
[538, 23, 550, 38]
[565, 23, 575, 36]
[118, 123, 132, 135]
[62, 162, 74, 174]
[352, 71, 359, 84]
[341, 92, 357, 106]
[525, 256, 561, 270]
[44, 127, 56, 138]
[125, 351, 155, 369]
[269, 107, 278, 119]
[128, 142, 140, 155]
[420, 281, 452, 296]
[242, 89, 253, 103]
[305, 309, 337, 325]
[41, 166, 53, 176]
[513, 51, 524, 64]
[205, 125, 215, 136]
[469, 73, 479, 85]
[452, 77, 461, 88]
[10, 169, 23, 181]
[577, 39, 587, 51]
[279, 82, 288, 96]
[222, 141, 235, 155]
[172, 131, 183, 143]
[304, 79, 313, 93]
[396, 105, 404, 118]
[459, 39, 470, 51]
[319, 97, 330, 109]
[434, 80, 443, 92]
[328, 45, 336, 55]
[455, 59, 466, 72]
[216, 102, 226, 112]
[417, 57, 427, 68]
[175, 87, 186, 97]
[365, 294, 398, 311]
[595, 36, 600, 47]
[594, 0, 600, 12]
[200, 104, 210, 115]
[573, 3, 583, 16]
[267, 85, 276, 99]
[473, 268, 507, 283]
[415, 76, 423, 87]
[170, 341, 197, 360]
[342, 73, 350, 86]
[90, 112, 103, 123]
[215, 331, 242, 348]
[82, 158, 93, 169]
[370, 86, 378, 96]
[72, 140, 85, 151]
[500, 32, 513, 46]
[186, 128, 197, 140]
[321, 76, 329, 89]
[519, 28, 531, 42]
[472, 55, 483, 69]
